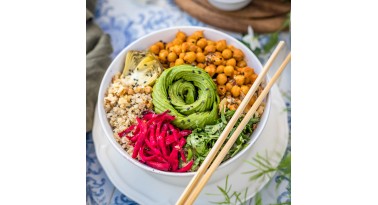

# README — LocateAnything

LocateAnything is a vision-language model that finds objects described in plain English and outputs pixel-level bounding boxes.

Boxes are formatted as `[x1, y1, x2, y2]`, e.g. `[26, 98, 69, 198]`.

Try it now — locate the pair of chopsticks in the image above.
[176, 41, 291, 205]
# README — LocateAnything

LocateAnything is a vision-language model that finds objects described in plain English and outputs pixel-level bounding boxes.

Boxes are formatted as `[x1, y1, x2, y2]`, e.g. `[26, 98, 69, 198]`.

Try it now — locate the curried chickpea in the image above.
[192, 30, 204, 39]
[236, 67, 244, 73]
[189, 44, 197, 52]
[215, 51, 222, 56]
[205, 65, 216, 77]
[181, 42, 189, 52]
[217, 85, 227, 96]
[151, 31, 252, 91]
[196, 52, 205, 63]
[156, 41, 164, 49]
[172, 38, 183, 46]
[234, 75, 245, 85]
[204, 45, 216, 54]
[167, 52, 178, 62]
[159, 50, 169, 62]
[196, 38, 207, 49]
[225, 82, 233, 91]
[216, 65, 225, 73]
[231, 85, 241, 97]
[175, 58, 184, 66]
[243, 67, 254, 78]
[227, 44, 235, 50]
[165, 42, 173, 50]
[241, 85, 249, 95]
[213, 55, 223, 66]
[229, 104, 237, 111]
[250, 73, 258, 82]
[233, 48, 244, 61]
[197, 63, 205, 69]
[150, 44, 160, 55]
[176, 31, 186, 41]
[224, 65, 234, 76]
[184, 52, 196, 63]
[248, 95, 257, 107]
[144, 86, 152, 94]
[173, 45, 181, 55]
[222, 49, 232, 59]
[187, 37, 197, 44]
[216, 40, 227, 52]
[226, 58, 236, 67]
[216, 73, 227, 85]
[245, 77, 251, 84]
[237, 60, 247, 67]
[207, 40, 215, 46]
[168, 46, 175, 53]
[179, 53, 185, 59]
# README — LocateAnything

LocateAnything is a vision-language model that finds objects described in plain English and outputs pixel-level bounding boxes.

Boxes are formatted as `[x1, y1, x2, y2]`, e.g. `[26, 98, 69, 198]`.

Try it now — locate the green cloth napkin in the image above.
[86, 1, 113, 132]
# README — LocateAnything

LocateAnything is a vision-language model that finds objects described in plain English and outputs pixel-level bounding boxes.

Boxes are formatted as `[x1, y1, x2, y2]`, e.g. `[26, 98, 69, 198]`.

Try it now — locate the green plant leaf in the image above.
[263, 33, 279, 54]
[254, 193, 262, 205]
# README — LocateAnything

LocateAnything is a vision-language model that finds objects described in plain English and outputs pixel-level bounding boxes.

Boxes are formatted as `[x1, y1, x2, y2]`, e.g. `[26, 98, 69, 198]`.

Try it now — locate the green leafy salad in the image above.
[185, 110, 260, 171]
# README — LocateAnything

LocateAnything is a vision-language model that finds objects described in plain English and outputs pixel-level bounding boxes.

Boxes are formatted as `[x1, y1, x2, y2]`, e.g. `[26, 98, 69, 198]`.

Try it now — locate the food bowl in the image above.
[97, 26, 271, 186]
[208, 0, 252, 11]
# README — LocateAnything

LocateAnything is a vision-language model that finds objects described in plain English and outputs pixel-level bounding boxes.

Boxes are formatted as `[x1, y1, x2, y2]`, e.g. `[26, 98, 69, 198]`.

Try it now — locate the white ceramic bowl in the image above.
[208, 0, 252, 11]
[97, 26, 271, 186]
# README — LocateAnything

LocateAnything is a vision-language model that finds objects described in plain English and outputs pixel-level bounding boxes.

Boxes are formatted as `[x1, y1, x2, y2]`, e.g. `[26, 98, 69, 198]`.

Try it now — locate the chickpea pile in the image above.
[149, 30, 259, 110]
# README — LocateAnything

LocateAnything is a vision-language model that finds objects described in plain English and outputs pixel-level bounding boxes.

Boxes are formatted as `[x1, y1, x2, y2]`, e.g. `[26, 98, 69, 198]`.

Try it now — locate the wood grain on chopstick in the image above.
[184, 52, 291, 204]
[175, 41, 286, 205]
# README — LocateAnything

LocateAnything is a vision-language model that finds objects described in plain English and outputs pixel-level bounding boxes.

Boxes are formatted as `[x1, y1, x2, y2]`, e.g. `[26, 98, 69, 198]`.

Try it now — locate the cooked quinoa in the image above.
[104, 72, 153, 153]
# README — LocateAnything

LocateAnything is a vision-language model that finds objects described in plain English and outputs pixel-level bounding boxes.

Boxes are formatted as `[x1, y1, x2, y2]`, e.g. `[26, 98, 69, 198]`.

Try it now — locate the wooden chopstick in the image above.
[175, 41, 286, 205]
[184, 52, 291, 204]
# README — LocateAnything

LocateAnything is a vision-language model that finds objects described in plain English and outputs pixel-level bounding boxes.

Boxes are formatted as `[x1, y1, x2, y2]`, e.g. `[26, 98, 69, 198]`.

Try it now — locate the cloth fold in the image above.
[86, 2, 113, 132]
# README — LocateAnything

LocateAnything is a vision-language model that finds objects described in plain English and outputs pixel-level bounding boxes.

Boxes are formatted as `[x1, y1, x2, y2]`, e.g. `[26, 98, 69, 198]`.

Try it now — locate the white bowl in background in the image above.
[208, 0, 252, 11]
[97, 26, 271, 186]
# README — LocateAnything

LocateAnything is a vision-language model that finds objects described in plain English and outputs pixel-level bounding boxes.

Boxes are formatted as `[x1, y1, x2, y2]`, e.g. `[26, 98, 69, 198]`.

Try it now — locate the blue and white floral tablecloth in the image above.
[87, 0, 291, 204]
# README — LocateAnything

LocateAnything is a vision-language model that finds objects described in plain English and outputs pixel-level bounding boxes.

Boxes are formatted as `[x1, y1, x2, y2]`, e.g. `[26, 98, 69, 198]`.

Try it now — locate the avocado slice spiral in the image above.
[152, 65, 219, 129]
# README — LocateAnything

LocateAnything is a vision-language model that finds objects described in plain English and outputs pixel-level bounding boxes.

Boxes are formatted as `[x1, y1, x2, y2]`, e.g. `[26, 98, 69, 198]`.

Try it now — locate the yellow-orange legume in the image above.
[167, 52, 177, 62]
[150, 44, 160, 54]
[216, 65, 225, 73]
[231, 86, 241, 97]
[216, 74, 227, 85]
[224, 66, 234, 76]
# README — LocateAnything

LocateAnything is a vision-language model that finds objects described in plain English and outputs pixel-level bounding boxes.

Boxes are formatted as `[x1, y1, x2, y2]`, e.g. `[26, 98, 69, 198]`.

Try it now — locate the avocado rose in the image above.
[152, 65, 220, 129]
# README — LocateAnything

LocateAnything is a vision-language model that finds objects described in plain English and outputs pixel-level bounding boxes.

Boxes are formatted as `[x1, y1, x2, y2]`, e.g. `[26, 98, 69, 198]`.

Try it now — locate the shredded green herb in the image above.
[185, 110, 260, 171]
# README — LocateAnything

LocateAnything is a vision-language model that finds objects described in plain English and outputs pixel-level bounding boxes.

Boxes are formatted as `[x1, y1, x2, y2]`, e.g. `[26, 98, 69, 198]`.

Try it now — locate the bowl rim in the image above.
[97, 25, 271, 177]
[210, 0, 251, 3]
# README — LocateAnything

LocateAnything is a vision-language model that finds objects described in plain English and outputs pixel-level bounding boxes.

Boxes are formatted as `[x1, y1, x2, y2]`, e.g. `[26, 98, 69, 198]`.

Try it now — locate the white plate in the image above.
[92, 85, 289, 205]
